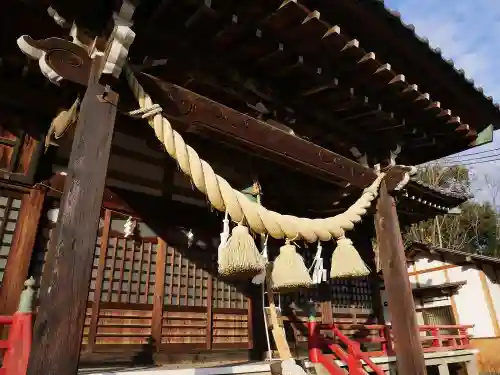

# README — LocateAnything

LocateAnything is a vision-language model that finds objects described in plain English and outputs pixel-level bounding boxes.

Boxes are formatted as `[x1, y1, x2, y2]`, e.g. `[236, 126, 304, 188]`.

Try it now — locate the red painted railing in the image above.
[308, 322, 474, 364]
[308, 321, 385, 375]
[0, 311, 32, 375]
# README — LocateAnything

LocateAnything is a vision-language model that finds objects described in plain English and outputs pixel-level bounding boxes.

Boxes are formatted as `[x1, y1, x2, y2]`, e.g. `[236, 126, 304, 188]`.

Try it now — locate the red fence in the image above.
[308, 321, 385, 375]
[0, 311, 32, 375]
[309, 322, 474, 359]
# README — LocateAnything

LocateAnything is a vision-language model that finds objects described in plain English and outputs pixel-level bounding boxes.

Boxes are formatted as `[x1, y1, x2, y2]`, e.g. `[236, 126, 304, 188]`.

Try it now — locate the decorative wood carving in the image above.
[138, 72, 411, 192]
[102, 1, 136, 78]
[47, 6, 71, 29]
[19, 1, 135, 86]
[102, 25, 136, 79]
[17, 35, 91, 86]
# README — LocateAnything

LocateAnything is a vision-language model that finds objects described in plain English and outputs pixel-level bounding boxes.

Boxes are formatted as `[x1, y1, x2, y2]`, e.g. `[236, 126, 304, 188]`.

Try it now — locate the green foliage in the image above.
[404, 165, 500, 257]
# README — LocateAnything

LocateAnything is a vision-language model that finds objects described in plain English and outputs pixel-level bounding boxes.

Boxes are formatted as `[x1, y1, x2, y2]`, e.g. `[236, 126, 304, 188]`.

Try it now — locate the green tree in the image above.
[403, 164, 500, 257]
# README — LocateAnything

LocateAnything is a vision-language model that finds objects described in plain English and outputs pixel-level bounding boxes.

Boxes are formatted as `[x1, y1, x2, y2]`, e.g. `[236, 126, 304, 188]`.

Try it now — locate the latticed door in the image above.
[0, 191, 23, 284]
[32, 205, 252, 353]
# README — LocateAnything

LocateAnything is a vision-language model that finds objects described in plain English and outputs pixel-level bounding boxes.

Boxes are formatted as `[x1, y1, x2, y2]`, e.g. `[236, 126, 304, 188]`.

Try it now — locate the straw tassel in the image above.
[218, 223, 265, 279]
[271, 240, 313, 293]
[330, 235, 370, 278]
[217, 211, 230, 260]
[311, 242, 327, 284]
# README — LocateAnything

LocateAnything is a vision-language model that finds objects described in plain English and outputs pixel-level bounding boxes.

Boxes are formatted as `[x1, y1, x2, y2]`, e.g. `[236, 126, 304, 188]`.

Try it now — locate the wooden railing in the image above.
[0, 279, 35, 375]
[309, 322, 474, 359]
[308, 321, 385, 375]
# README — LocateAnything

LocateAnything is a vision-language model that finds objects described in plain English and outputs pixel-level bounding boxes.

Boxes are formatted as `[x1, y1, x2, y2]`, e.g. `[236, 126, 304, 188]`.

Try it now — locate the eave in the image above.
[17, 0, 493, 166]
[411, 281, 466, 299]
[312, 0, 500, 132]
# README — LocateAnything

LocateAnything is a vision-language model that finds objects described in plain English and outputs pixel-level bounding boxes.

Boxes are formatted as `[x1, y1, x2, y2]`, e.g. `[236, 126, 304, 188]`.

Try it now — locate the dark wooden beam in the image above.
[27, 60, 118, 375]
[0, 188, 46, 314]
[375, 180, 426, 375]
[138, 73, 409, 191]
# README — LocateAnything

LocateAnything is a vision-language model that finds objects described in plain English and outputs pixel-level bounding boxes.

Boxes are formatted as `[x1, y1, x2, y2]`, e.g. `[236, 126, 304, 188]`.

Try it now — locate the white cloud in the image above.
[385, 0, 500, 99]
[384, 0, 500, 201]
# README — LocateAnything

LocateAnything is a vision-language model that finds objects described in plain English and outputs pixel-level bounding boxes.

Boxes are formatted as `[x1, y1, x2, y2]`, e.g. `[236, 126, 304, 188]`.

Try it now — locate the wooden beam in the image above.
[138, 73, 409, 191]
[27, 60, 118, 375]
[0, 188, 46, 314]
[151, 238, 167, 350]
[375, 180, 426, 375]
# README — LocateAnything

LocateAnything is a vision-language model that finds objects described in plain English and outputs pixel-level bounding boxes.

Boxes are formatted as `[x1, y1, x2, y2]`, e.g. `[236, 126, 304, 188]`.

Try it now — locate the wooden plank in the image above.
[206, 275, 213, 349]
[87, 209, 112, 350]
[144, 242, 152, 304]
[375, 180, 426, 375]
[108, 237, 118, 302]
[26, 59, 118, 375]
[152, 238, 167, 350]
[138, 73, 408, 190]
[0, 188, 45, 314]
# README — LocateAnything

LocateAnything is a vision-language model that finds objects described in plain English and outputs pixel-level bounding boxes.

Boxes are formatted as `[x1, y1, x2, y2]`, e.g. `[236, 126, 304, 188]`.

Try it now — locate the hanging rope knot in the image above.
[126, 103, 163, 119]
[121, 64, 406, 282]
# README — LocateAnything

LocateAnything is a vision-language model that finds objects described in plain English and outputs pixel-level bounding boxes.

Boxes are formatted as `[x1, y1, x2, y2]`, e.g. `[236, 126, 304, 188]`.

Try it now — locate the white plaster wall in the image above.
[447, 266, 494, 338]
[417, 268, 447, 287]
[414, 256, 445, 270]
[404, 254, 497, 337]
[483, 264, 500, 331]
[411, 255, 447, 287]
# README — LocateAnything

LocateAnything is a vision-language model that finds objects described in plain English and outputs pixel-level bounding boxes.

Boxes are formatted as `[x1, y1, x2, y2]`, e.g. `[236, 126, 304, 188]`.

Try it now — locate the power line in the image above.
[439, 152, 500, 164]
[437, 156, 500, 168]
[439, 147, 500, 162]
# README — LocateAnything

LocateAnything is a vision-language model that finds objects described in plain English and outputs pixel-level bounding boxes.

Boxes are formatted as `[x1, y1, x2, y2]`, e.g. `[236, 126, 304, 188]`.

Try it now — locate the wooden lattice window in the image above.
[99, 212, 157, 304]
[29, 199, 104, 301]
[163, 246, 210, 307]
[0, 192, 23, 283]
[212, 279, 248, 309]
[280, 247, 374, 316]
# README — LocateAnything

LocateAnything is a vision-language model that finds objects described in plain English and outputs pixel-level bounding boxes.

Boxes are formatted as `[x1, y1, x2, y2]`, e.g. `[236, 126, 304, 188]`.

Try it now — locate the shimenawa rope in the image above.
[122, 64, 393, 245]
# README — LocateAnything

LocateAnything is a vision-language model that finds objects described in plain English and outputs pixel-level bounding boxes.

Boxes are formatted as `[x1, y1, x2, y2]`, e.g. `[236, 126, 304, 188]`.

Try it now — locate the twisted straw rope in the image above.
[123, 65, 389, 243]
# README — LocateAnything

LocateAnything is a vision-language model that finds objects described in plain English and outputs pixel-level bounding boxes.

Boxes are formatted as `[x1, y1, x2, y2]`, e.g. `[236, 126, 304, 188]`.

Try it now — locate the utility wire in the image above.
[435, 156, 500, 168]
[439, 146, 500, 161]
[439, 152, 500, 164]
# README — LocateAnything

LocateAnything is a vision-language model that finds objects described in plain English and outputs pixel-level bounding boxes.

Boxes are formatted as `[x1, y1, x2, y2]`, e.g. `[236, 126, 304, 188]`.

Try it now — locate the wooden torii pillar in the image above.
[375, 180, 427, 375]
[27, 58, 118, 375]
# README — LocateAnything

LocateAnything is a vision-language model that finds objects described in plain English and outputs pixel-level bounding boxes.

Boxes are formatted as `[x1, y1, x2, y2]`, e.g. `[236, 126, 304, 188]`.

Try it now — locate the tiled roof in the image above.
[410, 177, 472, 201]
[368, 0, 500, 113]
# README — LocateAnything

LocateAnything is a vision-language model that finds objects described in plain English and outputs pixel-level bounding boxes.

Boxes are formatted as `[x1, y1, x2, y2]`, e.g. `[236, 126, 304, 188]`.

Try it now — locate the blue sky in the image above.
[384, 0, 500, 201]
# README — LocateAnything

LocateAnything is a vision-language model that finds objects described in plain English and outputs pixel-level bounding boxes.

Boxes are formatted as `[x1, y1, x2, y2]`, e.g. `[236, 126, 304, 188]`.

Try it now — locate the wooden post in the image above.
[27, 60, 118, 375]
[151, 238, 167, 350]
[0, 188, 45, 315]
[375, 180, 427, 375]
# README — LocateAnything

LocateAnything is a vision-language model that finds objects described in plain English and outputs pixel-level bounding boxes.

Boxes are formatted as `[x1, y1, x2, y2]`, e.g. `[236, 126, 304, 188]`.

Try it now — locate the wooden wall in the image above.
[30, 204, 252, 359]
[0, 109, 43, 184]
[0, 111, 379, 365]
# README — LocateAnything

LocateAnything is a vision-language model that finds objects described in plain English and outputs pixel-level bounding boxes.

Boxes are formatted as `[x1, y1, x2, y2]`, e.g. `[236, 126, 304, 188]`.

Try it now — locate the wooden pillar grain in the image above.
[151, 238, 167, 350]
[0, 188, 45, 314]
[27, 61, 118, 375]
[375, 180, 427, 375]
